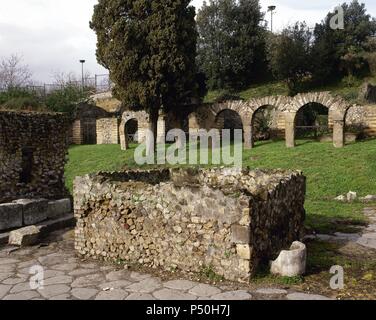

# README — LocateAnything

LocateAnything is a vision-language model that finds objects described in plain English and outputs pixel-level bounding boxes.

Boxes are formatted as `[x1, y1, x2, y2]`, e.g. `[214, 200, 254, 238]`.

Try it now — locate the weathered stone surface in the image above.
[256, 288, 288, 295]
[8, 226, 41, 247]
[71, 288, 98, 300]
[153, 289, 197, 301]
[44, 276, 73, 286]
[47, 199, 72, 219]
[188, 284, 221, 297]
[360, 195, 376, 203]
[3, 290, 40, 300]
[98, 280, 132, 290]
[0, 284, 12, 299]
[13, 199, 48, 226]
[74, 168, 306, 282]
[127, 278, 162, 293]
[211, 290, 252, 300]
[164, 280, 197, 291]
[95, 289, 128, 300]
[286, 292, 333, 301]
[0, 111, 70, 203]
[126, 293, 156, 300]
[270, 242, 307, 277]
[71, 274, 105, 288]
[38, 284, 71, 299]
[0, 204, 23, 231]
[347, 191, 357, 202]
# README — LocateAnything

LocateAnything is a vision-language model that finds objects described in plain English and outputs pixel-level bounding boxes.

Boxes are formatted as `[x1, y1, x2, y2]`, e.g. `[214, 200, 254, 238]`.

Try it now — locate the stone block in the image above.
[270, 241, 307, 277]
[231, 225, 250, 244]
[8, 226, 41, 246]
[47, 199, 72, 219]
[236, 244, 251, 260]
[0, 203, 23, 231]
[13, 199, 48, 225]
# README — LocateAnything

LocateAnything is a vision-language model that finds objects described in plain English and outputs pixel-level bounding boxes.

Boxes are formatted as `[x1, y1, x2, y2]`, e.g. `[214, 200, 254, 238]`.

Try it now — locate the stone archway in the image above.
[188, 101, 253, 148]
[248, 96, 291, 148]
[285, 92, 351, 148]
[119, 111, 149, 150]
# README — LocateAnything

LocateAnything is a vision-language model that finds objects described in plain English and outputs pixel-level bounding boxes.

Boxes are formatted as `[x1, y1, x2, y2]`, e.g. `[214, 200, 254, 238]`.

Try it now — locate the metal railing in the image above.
[0, 74, 112, 96]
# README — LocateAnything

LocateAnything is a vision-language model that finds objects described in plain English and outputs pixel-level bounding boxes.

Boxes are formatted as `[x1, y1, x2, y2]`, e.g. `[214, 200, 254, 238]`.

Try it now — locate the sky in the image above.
[0, 0, 375, 83]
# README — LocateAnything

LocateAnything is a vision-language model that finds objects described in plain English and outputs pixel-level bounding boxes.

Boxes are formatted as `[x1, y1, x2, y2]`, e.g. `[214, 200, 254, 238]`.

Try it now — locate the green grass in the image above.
[65, 139, 376, 233]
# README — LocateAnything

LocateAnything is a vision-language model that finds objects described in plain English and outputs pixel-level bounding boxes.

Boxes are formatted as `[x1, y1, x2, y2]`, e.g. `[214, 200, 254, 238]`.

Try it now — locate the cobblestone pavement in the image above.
[316, 207, 376, 249]
[0, 230, 333, 301]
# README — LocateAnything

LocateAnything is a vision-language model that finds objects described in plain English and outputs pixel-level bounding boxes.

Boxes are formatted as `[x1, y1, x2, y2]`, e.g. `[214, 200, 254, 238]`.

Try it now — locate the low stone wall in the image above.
[74, 168, 306, 282]
[0, 198, 72, 232]
[0, 111, 71, 203]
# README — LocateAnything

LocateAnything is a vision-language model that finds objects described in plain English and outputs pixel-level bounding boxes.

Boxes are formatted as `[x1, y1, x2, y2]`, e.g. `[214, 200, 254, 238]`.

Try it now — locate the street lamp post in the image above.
[79, 59, 86, 90]
[268, 5, 276, 33]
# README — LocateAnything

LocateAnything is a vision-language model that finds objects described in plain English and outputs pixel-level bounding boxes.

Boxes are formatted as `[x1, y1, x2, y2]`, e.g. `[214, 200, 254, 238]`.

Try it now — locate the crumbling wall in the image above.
[74, 168, 306, 282]
[0, 111, 71, 202]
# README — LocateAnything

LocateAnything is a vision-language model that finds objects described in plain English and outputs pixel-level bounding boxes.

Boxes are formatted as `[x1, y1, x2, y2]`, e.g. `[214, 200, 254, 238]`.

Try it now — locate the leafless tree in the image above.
[0, 54, 33, 89]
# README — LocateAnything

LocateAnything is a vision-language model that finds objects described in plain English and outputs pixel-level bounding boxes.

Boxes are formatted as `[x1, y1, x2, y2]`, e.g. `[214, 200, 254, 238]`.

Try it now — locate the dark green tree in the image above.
[197, 0, 266, 90]
[90, 0, 199, 153]
[266, 22, 312, 96]
[312, 0, 376, 83]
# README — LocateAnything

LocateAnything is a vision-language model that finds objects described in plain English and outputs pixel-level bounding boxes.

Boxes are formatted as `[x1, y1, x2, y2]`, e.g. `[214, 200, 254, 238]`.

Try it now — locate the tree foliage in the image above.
[312, 0, 376, 82]
[266, 22, 312, 95]
[197, 0, 266, 91]
[90, 0, 199, 123]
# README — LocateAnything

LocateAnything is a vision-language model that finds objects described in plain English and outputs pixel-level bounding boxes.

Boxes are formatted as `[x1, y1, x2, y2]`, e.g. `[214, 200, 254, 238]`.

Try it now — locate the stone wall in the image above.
[74, 168, 306, 282]
[96, 118, 119, 145]
[0, 111, 70, 203]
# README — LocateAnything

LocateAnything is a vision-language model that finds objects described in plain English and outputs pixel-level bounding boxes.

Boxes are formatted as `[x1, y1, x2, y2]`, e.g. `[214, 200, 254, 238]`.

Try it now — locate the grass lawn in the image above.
[65, 138, 376, 234]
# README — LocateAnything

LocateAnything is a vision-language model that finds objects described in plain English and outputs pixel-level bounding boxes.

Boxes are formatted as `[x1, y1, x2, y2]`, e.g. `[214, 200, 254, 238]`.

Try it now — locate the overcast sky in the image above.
[0, 0, 375, 83]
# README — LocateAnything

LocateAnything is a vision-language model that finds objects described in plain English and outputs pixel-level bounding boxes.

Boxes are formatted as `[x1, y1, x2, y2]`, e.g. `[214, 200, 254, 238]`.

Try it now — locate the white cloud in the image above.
[0, 0, 375, 83]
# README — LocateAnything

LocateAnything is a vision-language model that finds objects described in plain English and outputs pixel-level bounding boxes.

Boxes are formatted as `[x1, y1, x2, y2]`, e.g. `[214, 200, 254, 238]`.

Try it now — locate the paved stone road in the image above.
[0, 230, 332, 301]
[316, 207, 376, 249]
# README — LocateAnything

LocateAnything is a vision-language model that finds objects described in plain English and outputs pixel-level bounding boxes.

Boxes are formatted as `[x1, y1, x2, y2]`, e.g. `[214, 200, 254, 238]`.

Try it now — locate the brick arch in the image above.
[288, 92, 350, 121]
[284, 92, 351, 148]
[119, 111, 149, 150]
[248, 96, 292, 114]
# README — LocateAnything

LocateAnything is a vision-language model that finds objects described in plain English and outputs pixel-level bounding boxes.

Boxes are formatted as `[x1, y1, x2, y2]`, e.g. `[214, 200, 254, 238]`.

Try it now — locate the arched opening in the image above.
[124, 119, 139, 145]
[251, 105, 276, 143]
[215, 109, 244, 143]
[295, 103, 330, 141]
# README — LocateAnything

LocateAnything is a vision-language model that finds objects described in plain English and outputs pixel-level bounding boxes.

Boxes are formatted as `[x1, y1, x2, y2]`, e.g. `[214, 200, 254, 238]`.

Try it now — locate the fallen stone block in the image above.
[47, 199, 72, 219]
[12, 199, 48, 225]
[334, 195, 346, 202]
[270, 241, 307, 277]
[0, 203, 23, 231]
[347, 191, 357, 202]
[360, 195, 376, 203]
[8, 226, 41, 246]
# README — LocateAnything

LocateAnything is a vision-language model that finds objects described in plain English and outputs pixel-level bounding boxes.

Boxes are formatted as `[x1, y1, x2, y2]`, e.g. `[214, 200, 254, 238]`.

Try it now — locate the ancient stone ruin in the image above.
[0, 111, 71, 202]
[0, 111, 74, 244]
[74, 168, 306, 282]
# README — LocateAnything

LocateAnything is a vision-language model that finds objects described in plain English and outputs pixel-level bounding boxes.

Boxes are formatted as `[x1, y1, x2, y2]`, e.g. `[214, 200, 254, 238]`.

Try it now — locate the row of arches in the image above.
[189, 92, 351, 148]
[118, 92, 352, 150]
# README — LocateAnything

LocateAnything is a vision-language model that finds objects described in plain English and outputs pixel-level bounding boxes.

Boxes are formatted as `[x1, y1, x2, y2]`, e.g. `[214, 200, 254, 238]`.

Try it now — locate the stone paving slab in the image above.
[0, 230, 338, 301]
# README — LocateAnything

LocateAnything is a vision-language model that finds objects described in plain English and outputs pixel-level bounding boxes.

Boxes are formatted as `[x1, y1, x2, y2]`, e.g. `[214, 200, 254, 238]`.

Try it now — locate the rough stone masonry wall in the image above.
[74, 168, 306, 282]
[0, 111, 71, 203]
[96, 118, 119, 145]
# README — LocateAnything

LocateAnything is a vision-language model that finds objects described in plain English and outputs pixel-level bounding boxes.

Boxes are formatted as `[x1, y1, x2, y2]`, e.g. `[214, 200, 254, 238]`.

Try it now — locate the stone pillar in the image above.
[333, 120, 345, 148]
[157, 113, 166, 144]
[285, 112, 296, 148]
[243, 125, 253, 149]
[119, 121, 129, 151]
